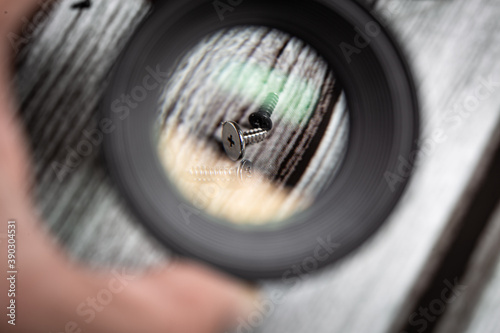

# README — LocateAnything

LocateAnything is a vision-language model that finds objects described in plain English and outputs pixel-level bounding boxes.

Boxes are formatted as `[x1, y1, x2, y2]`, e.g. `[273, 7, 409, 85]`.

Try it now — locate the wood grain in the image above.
[16, 0, 169, 269]
[13, 0, 500, 332]
[257, 0, 500, 332]
[157, 26, 348, 223]
[435, 201, 500, 332]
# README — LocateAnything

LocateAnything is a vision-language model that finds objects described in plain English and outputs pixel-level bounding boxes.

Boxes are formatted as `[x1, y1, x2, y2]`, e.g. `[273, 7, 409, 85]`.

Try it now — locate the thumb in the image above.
[83, 260, 260, 333]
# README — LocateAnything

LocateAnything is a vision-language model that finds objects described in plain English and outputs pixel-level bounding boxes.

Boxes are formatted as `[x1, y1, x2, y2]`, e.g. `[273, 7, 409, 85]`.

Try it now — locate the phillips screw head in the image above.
[222, 121, 267, 161]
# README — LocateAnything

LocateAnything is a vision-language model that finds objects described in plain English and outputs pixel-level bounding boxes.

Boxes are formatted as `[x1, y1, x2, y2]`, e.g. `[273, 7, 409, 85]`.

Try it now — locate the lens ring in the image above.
[102, 0, 419, 280]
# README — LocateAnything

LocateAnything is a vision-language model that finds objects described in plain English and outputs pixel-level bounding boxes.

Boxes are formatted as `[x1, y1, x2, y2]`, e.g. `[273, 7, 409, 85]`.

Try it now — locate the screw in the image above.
[249, 92, 279, 131]
[222, 121, 267, 161]
[188, 160, 253, 183]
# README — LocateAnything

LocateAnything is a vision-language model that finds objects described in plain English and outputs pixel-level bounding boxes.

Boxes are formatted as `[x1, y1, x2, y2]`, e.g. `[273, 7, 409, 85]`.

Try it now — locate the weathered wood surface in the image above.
[17, 0, 168, 269]
[435, 200, 500, 332]
[158, 26, 348, 223]
[458, 209, 500, 333]
[14, 0, 500, 332]
[256, 0, 500, 331]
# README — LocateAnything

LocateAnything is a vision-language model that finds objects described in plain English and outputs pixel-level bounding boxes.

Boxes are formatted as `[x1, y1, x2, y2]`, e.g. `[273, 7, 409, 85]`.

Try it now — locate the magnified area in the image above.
[157, 26, 349, 225]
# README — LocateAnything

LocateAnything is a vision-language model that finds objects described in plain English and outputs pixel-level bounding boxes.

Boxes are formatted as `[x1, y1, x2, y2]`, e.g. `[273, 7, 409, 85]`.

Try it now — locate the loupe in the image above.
[102, 0, 419, 280]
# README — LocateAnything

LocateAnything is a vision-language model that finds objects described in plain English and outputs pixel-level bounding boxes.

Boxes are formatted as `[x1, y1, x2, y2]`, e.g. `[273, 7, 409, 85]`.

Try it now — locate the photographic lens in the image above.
[103, 0, 419, 279]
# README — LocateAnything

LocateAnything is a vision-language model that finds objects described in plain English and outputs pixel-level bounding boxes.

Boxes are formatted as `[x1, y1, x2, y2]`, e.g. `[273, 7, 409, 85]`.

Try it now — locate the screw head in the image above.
[249, 112, 273, 131]
[222, 121, 245, 161]
[237, 160, 253, 182]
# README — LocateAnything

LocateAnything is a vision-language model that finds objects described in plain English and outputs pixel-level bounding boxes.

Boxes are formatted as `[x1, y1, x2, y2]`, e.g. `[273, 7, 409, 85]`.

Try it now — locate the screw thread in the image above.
[259, 92, 279, 115]
[243, 128, 268, 145]
[189, 165, 238, 182]
[188, 161, 252, 182]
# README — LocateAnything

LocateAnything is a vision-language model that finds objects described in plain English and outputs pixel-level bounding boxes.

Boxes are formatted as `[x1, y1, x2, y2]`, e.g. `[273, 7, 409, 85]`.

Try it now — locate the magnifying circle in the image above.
[102, 0, 419, 280]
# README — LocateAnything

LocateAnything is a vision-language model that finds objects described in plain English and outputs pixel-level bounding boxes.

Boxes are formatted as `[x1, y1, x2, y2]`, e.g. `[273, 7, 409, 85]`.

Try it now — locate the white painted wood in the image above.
[15, 0, 500, 332]
[157, 25, 349, 223]
[17, 0, 168, 269]
[460, 236, 500, 333]
[433, 201, 500, 333]
[257, 1, 500, 332]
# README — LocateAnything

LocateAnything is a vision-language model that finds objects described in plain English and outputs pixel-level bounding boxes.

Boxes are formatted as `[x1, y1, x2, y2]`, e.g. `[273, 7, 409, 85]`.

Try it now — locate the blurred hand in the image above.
[0, 1, 256, 332]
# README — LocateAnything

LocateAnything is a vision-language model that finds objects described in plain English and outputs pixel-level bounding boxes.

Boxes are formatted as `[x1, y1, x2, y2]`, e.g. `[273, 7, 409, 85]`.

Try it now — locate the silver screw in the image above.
[222, 121, 267, 161]
[188, 160, 253, 183]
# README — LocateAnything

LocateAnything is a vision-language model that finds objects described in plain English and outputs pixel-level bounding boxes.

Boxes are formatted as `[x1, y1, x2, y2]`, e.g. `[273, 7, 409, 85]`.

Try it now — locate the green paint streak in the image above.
[214, 61, 322, 125]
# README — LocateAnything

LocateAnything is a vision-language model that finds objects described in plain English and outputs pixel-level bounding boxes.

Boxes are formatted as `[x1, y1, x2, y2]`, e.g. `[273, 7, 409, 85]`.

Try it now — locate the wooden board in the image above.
[435, 201, 500, 332]
[17, 0, 169, 269]
[14, 0, 500, 332]
[157, 25, 348, 224]
[257, 1, 500, 332]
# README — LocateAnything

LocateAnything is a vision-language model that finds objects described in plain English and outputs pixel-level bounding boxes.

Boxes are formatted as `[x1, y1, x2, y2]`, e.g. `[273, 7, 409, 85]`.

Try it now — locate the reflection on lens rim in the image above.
[102, 0, 420, 280]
